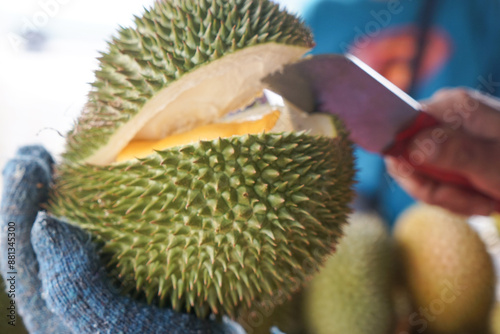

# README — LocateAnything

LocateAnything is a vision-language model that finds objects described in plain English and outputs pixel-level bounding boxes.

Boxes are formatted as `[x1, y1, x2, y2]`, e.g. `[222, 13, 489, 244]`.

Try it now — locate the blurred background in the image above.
[0, 0, 307, 186]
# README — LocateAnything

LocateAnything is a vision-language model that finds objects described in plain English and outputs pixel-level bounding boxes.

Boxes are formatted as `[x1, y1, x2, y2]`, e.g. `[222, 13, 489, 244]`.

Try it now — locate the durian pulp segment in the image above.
[84, 44, 309, 166]
[116, 108, 282, 162]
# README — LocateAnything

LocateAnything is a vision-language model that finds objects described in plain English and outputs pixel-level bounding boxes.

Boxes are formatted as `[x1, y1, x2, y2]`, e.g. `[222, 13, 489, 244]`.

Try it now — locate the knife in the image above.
[262, 54, 494, 202]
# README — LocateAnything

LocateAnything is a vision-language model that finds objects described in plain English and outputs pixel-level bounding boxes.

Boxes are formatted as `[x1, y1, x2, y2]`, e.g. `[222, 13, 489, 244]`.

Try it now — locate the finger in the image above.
[421, 88, 500, 140]
[386, 157, 495, 216]
[408, 128, 500, 200]
[0, 148, 64, 333]
[15, 145, 55, 172]
[32, 215, 229, 334]
[1, 147, 53, 216]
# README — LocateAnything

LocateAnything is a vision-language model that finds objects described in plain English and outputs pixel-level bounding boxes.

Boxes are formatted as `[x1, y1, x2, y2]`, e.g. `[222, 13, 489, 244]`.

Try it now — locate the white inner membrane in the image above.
[85, 44, 309, 166]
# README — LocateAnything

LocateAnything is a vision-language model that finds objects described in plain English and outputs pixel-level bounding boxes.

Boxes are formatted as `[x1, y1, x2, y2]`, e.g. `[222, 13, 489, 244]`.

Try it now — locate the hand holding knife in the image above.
[263, 54, 500, 215]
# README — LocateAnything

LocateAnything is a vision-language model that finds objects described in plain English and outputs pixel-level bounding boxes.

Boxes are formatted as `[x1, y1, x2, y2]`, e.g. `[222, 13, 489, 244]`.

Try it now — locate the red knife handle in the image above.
[384, 112, 500, 212]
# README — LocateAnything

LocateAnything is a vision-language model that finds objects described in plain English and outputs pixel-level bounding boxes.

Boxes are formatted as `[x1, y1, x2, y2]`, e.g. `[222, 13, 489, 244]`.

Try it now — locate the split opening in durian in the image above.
[116, 94, 339, 163]
[85, 43, 310, 166]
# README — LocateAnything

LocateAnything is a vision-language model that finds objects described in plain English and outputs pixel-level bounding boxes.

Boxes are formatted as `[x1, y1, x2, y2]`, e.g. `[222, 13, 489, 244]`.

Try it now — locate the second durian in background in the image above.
[394, 204, 495, 334]
[303, 212, 397, 334]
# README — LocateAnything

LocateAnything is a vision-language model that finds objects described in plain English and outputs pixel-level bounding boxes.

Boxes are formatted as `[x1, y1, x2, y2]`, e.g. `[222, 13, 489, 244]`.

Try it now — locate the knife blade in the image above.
[262, 54, 496, 203]
[262, 54, 430, 153]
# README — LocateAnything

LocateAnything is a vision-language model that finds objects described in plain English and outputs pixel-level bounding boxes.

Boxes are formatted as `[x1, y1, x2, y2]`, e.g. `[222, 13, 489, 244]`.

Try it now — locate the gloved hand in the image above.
[0, 145, 243, 334]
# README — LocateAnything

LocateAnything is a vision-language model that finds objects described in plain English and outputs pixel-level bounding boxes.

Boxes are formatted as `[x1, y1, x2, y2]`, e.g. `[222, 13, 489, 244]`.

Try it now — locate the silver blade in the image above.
[262, 54, 422, 153]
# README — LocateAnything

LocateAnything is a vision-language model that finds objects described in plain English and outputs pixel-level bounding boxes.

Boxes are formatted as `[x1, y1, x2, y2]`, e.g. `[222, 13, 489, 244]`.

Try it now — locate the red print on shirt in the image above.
[349, 26, 452, 92]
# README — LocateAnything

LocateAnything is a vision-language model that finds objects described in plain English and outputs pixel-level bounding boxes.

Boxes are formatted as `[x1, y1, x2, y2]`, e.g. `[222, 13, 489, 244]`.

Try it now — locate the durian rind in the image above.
[65, 0, 313, 164]
[49, 121, 355, 318]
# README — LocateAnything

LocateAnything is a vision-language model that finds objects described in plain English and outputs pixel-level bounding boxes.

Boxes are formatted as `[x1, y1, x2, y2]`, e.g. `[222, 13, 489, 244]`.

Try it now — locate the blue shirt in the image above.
[302, 0, 500, 224]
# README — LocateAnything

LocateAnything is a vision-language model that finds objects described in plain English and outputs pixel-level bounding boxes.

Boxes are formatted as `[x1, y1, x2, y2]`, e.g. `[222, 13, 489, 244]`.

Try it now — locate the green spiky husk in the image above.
[65, 0, 314, 162]
[49, 125, 354, 318]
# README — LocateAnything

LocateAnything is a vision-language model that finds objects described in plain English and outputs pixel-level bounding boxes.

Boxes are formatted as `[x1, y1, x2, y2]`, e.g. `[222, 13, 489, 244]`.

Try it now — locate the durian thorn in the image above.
[125, 203, 140, 215]
[215, 270, 223, 288]
[262, 281, 274, 296]
[215, 284, 223, 304]
[146, 292, 154, 305]
[171, 276, 177, 291]
[250, 266, 258, 275]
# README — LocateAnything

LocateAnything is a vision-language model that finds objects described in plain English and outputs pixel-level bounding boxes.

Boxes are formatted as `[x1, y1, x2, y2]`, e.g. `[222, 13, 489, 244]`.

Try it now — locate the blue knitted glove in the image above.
[0, 146, 244, 334]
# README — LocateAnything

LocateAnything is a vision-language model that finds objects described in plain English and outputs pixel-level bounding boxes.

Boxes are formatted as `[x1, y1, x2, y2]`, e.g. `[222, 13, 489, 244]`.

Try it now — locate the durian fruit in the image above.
[48, 0, 355, 319]
[394, 204, 495, 334]
[303, 212, 397, 334]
